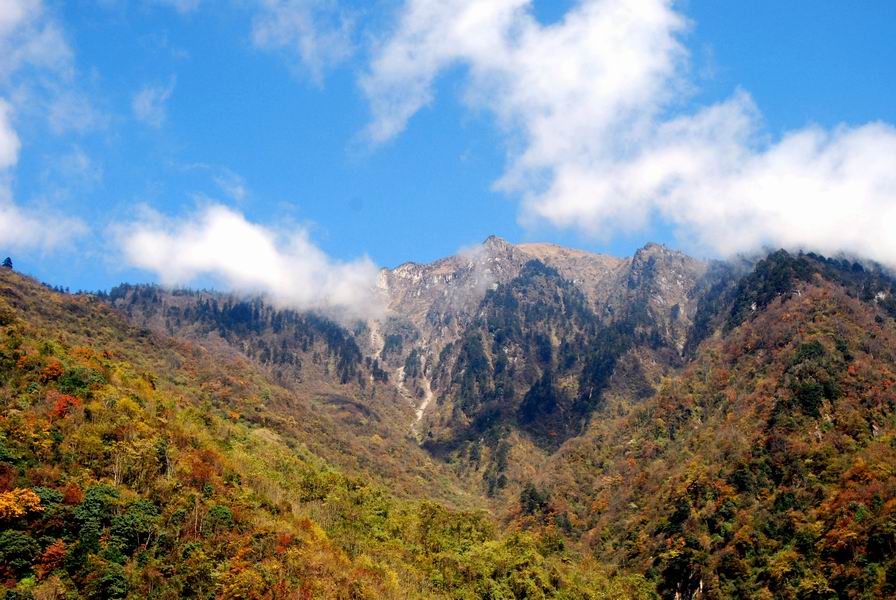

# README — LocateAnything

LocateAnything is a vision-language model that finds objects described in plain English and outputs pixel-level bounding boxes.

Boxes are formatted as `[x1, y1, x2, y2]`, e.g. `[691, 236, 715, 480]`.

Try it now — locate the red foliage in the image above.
[27, 465, 62, 487]
[0, 465, 16, 492]
[61, 483, 84, 505]
[275, 533, 295, 553]
[187, 449, 222, 488]
[48, 392, 81, 419]
[35, 540, 66, 579]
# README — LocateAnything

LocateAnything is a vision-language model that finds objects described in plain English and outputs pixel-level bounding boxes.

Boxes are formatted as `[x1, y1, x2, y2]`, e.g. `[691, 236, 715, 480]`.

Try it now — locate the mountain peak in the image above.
[633, 241, 669, 257]
[482, 234, 512, 250]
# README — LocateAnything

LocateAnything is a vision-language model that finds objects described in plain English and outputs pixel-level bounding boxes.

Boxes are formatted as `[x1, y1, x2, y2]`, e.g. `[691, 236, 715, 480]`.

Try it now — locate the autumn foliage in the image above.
[0, 488, 42, 521]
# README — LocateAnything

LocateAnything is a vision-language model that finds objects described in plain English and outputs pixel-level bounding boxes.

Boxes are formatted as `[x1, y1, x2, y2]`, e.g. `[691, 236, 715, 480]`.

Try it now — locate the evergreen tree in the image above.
[1, 257, 11, 269]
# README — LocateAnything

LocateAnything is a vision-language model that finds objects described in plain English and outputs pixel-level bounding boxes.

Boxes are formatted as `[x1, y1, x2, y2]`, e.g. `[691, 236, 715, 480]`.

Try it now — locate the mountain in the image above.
[2, 241, 895, 598]
[374, 238, 710, 501]
[0, 266, 645, 599]
[535, 250, 896, 598]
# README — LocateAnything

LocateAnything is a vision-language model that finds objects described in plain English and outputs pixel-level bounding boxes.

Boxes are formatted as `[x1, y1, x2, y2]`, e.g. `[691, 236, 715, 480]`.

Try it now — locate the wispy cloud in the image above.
[212, 169, 249, 203]
[0, 0, 72, 80]
[363, 0, 896, 266]
[116, 204, 384, 319]
[250, 0, 354, 82]
[132, 77, 176, 128]
[0, 99, 19, 169]
[0, 103, 87, 251]
[0, 2, 88, 253]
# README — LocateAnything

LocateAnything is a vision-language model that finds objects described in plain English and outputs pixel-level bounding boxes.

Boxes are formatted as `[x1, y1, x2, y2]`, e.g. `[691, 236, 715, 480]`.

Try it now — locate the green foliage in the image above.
[519, 482, 550, 516]
[0, 530, 40, 577]
[57, 366, 106, 397]
[203, 504, 233, 532]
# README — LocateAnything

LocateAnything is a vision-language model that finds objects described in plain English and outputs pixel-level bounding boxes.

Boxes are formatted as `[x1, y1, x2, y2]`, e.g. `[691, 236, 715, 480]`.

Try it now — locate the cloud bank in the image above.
[119, 204, 383, 319]
[363, 0, 896, 265]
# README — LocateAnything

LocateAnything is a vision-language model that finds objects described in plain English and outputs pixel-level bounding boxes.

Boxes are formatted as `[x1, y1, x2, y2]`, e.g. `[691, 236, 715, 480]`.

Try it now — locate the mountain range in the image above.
[1, 239, 895, 598]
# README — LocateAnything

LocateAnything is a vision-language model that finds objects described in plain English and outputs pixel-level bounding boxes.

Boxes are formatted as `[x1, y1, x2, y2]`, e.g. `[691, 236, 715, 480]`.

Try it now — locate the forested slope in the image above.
[2, 248, 895, 599]
[524, 253, 896, 598]
[0, 268, 647, 599]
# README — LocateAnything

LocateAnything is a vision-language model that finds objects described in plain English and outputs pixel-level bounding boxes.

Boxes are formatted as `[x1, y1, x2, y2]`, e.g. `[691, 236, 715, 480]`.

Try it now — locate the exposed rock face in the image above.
[375, 236, 531, 359]
[378, 237, 706, 349]
[365, 237, 712, 497]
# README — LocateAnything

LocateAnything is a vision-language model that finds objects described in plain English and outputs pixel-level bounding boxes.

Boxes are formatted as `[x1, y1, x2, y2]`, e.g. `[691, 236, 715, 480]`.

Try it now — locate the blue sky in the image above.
[1, 0, 894, 308]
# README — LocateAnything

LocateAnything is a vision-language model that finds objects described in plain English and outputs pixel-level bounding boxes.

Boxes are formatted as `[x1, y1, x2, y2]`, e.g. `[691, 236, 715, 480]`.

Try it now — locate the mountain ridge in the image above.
[3, 242, 895, 598]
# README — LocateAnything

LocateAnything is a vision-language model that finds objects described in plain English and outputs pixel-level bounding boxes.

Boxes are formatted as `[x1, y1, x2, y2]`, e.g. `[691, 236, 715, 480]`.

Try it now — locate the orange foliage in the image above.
[0, 487, 43, 520]
[72, 346, 94, 361]
[35, 539, 66, 579]
[16, 353, 41, 371]
[40, 360, 64, 382]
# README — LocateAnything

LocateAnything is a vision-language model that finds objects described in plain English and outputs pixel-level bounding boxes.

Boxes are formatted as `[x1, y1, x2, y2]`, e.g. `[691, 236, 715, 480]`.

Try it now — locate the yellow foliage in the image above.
[0, 487, 43, 520]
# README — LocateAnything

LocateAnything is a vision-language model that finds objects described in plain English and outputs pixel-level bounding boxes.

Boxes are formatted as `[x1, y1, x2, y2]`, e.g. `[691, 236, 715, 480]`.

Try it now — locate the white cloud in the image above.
[117, 204, 384, 319]
[0, 0, 72, 80]
[250, 0, 353, 81]
[0, 0, 32, 34]
[132, 78, 176, 128]
[0, 2, 89, 253]
[0, 192, 89, 252]
[0, 99, 87, 251]
[0, 99, 19, 169]
[364, 0, 896, 266]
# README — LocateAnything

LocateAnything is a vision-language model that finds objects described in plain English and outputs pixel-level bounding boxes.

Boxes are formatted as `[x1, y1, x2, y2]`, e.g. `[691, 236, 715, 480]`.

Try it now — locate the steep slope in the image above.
[377, 238, 709, 501]
[0, 268, 649, 599]
[102, 284, 469, 506]
[525, 252, 896, 599]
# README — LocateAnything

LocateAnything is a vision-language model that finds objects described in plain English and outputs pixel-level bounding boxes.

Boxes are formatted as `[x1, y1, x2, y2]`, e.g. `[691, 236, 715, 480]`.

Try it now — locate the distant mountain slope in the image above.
[99, 283, 474, 507]
[104, 238, 713, 505]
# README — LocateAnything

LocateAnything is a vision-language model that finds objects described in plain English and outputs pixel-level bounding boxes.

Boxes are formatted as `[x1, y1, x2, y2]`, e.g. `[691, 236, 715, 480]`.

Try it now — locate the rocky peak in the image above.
[482, 234, 514, 252]
[628, 243, 697, 289]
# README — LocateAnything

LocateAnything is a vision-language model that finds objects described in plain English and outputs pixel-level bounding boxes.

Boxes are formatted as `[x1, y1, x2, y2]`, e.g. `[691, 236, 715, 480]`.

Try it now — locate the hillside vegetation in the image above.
[530, 253, 896, 598]
[1, 247, 895, 599]
[0, 269, 647, 599]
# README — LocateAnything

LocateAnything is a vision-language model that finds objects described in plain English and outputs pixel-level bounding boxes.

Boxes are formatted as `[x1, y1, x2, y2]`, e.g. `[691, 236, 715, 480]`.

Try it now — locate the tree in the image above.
[1, 257, 11, 269]
[0, 488, 43, 521]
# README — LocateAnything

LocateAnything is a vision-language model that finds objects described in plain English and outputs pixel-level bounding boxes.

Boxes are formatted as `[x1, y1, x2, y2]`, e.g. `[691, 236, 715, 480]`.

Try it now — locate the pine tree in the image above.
[2, 257, 12, 269]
